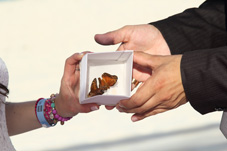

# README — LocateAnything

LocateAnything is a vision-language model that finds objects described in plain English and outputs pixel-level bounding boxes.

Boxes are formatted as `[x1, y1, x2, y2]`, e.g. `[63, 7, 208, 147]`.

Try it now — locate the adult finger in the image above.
[117, 89, 170, 114]
[116, 99, 155, 114]
[105, 106, 115, 110]
[131, 108, 168, 122]
[63, 51, 92, 79]
[132, 63, 152, 82]
[118, 77, 155, 109]
[133, 51, 161, 70]
[63, 53, 84, 77]
[78, 103, 100, 113]
[94, 26, 128, 45]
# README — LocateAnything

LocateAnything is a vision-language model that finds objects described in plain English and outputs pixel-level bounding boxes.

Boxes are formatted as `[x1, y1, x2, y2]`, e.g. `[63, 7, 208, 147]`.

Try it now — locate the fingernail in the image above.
[79, 52, 84, 56]
[117, 107, 123, 112]
[91, 106, 99, 111]
[131, 116, 138, 122]
[118, 103, 125, 109]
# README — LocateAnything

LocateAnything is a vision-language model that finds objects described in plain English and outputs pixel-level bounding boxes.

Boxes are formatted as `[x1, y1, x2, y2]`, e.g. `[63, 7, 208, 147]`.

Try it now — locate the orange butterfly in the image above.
[88, 73, 118, 97]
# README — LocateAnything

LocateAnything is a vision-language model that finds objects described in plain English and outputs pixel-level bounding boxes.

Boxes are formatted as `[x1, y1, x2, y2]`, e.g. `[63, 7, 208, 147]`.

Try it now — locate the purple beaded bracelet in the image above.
[48, 94, 72, 125]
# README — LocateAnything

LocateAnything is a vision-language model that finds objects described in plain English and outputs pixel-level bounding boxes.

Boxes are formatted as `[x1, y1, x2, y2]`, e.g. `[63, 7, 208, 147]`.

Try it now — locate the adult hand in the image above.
[95, 24, 171, 56]
[95, 24, 171, 110]
[55, 52, 99, 117]
[116, 51, 187, 122]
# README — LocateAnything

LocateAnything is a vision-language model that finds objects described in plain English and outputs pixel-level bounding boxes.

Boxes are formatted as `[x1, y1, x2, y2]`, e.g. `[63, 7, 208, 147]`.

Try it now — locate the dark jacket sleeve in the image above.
[150, 0, 227, 114]
[151, 0, 227, 55]
[181, 47, 227, 114]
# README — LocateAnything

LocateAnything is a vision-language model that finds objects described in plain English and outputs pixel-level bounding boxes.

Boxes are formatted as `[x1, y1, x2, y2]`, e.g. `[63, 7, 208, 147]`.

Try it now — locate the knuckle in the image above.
[131, 97, 142, 107]
[123, 110, 130, 113]
[161, 94, 172, 101]
[65, 57, 71, 64]
[135, 105, 149, 114]
[118, 107, 129, 113]
[136, 108, 145, 114]
[154, 79, 165, 90]
[151, 110, 159, 116]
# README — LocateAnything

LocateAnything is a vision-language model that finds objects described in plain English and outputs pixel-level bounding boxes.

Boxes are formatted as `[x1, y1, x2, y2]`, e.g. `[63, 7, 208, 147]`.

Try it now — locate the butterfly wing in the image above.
[88, 73, 118, 97]
[98, 77, 108, 90]
[88, 78, 105, 97]
[88, 78, 98, 97]
[102, 72, 118, 87]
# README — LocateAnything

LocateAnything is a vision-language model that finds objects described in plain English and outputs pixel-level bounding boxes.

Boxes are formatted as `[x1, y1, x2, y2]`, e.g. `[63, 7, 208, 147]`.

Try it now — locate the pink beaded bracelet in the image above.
[44, 98, 57, 126]
[35, 94, 72, 127]
[48, 94, 72, 125]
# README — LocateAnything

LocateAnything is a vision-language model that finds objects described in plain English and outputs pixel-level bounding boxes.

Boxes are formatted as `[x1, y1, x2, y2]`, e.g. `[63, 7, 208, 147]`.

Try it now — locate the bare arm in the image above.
[6, 101, 41, 136]
[5, 52, 99, 136]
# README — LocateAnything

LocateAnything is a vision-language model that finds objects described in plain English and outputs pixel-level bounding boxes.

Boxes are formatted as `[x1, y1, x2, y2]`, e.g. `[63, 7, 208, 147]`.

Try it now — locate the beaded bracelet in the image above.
[43, 98, 57, 126]
[35, 94, 72, 128]
[47, 94, 72, 125]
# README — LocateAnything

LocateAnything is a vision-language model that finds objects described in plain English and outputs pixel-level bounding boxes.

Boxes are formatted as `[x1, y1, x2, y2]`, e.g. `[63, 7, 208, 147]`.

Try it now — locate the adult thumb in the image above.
[133, 51, 160, 70]
[94, 27, 125, 45]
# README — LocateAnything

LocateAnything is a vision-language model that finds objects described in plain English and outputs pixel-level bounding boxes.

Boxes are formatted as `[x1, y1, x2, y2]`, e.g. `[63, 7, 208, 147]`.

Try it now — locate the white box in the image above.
[79, 50, 133, 106]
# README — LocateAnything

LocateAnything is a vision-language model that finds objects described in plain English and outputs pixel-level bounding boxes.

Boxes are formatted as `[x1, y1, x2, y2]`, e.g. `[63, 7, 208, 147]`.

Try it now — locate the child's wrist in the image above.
[35, 94, 73, 128]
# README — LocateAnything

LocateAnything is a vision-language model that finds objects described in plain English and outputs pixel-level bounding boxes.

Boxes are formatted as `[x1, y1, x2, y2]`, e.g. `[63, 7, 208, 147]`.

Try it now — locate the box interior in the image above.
[80, 51, 133, 105]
